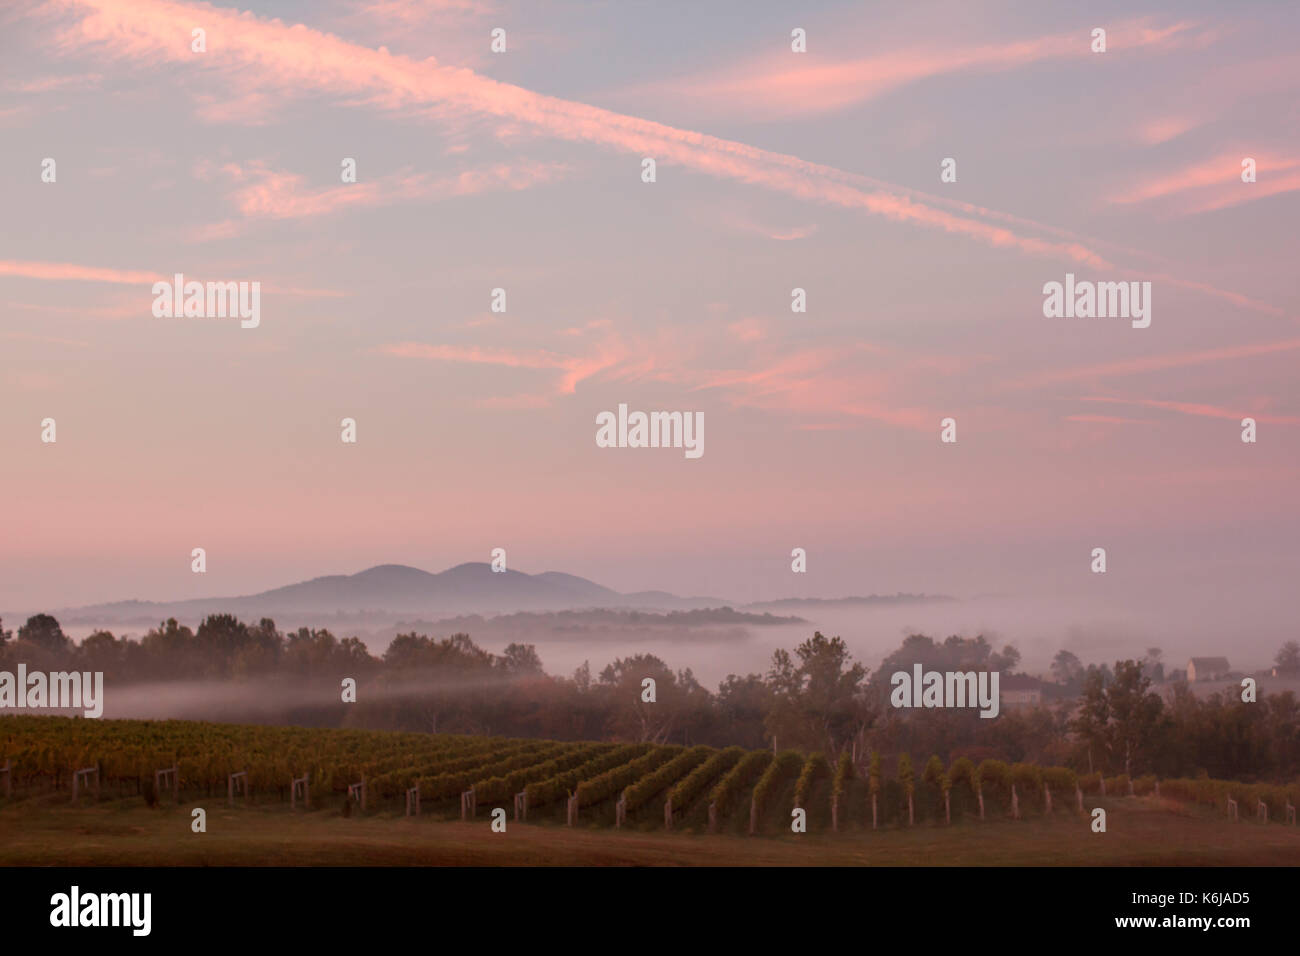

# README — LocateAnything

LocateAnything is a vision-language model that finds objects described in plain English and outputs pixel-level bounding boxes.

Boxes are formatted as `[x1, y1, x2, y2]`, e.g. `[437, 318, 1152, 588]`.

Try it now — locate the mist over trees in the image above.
[2, 612, 1298, 783]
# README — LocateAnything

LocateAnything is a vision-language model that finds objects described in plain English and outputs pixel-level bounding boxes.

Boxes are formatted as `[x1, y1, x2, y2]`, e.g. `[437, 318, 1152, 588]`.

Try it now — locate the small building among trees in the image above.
[1186, 657, 1230, 682]
[1000, 674, 1043, 709]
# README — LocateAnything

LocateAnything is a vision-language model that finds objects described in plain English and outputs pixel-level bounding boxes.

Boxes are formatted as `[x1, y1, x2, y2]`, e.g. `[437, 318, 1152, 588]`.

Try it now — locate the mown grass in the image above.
[1, 793, 1296, 866]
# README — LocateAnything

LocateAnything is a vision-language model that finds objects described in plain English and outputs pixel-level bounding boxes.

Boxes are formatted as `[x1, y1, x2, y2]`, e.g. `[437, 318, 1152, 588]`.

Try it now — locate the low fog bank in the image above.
[55, 591, 1285, 692]
[463, 593, 1288, 688]
[98, 671, 525, 723]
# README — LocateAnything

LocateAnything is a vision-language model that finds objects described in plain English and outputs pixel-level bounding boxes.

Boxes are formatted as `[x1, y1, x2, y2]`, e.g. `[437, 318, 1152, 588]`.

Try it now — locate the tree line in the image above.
[2, 613, 1297, 783]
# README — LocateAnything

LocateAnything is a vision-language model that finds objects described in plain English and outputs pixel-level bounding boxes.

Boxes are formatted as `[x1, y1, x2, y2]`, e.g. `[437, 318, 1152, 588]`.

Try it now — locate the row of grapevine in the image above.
[370, 740, 550, 798]
[707, 750, 771, 815]
[573, 745, 682, 807]
[751, 750, 803, 819]
[792, 753, 830, 808]
[831, 751, 853, 797]
[5, 717, 1298, 833]
[666, 746, 744, 812]
[622, 746, 712, 812]
[472, 743, 616, 804]
[524, 744, 650, 808]
[413, 742, 576, 802]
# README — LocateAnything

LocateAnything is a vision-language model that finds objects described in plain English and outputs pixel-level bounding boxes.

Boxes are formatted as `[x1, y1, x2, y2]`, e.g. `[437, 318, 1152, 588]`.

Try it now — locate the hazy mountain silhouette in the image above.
[36, 562, 952, 630]
[48, 563, 727, 627]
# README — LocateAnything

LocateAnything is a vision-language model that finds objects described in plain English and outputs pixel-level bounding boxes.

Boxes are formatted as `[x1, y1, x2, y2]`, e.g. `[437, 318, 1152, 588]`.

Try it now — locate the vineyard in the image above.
[2, 715, 1299, 836]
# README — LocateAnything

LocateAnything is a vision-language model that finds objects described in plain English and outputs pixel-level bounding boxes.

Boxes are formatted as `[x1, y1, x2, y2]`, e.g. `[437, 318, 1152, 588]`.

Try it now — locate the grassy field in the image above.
[2, 795, 1297, 866]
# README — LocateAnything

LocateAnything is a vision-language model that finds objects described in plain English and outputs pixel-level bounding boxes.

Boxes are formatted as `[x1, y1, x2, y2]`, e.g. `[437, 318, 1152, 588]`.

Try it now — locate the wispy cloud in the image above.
[377, 339, 634, 397]
[1064, 414, 1157, 425]
[36, 1, 1281, 316]
[0, 258, 342, 298]
[5, 72, 102, 92]
[38, 0, 1134, 272]
[0, 259, 161, 284]
[191, 158, 567, 238]
[1006, 338, 1300, 391]
[613, 20, 1210, 121]
[1111, 151, 1300, 213]
[1081, 396, 1300, 425]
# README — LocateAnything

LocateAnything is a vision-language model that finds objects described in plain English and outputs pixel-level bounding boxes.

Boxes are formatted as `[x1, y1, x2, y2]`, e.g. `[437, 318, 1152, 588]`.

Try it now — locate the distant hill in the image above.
[45, 563, 731, 628]
[30, 563, 951, 631]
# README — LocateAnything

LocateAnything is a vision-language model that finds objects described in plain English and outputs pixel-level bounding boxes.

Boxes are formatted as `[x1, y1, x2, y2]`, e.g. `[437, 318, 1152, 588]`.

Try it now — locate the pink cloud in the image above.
[6, 72, 102, 92]
[691, 345, 935, 430]
[1064, 414, 1157, 425]
[0, 259, 162, 284]
[1111, 151, 1300, 212]
[1130, 53, 1299, 148]
[40, 0, 1123, 272]
[380, 328, 941, 430]
[1006, 338, 1300, 391]
[1, 258, 342, 298]
[1136, 116, 1198, 146]
[7, 300, 143, 321]
[378, 339, 632, 396]
[1081, 396, 1300, 425]
[726, 319, 766, 343]
[39, 1, 1276, 315]
[617, 20, 1208, 121]
[355, 0, 487, 24]
[191, 158, 567, 238]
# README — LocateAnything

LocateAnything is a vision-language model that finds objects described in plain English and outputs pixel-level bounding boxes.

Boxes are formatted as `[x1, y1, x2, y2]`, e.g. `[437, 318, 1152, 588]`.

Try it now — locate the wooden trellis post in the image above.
[707, 801, 717, 833]
[1011, 783, 1020, 820]
[749, 796, 758, 835]
[460, 788, 476, 820]
[1, 760, 11, 799]
[405, 785, 419, 818]
[228, 771, 248, 807]
[614, 795, 626, 828]
[155, 766, 178, 803]
[73, 766, 99, 803]
[347, 776, 366, 813]
[1128, 777, 1135, 797]
[291, 774, 309, 811]
[831, 794, 839, 832]
[663, 796, 673, 830]
[1285, 801, 1296, 825]
[1076, 784, 1084, 813]
[566, 793, 578, 827]
[1226, 795, 1238, 821]
[513, 790, 527, 822]
[944, 789, 951, 824]
[1154, 779, 1160, 797]
[1256, 799, 1268, 823]
[977, 784, 985, 821]
[1100, 776, 1107, 796]
[871, 792, 878, 830]
[1044, 784, 1052, 814]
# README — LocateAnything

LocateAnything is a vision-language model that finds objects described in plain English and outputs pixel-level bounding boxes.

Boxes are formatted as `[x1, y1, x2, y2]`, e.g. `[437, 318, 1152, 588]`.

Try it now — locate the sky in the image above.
[1, 0, 1297, 665]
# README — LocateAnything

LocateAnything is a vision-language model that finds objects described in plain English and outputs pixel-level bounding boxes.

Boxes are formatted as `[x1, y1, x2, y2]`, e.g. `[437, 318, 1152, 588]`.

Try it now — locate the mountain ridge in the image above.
[18, 562, 952, 628]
